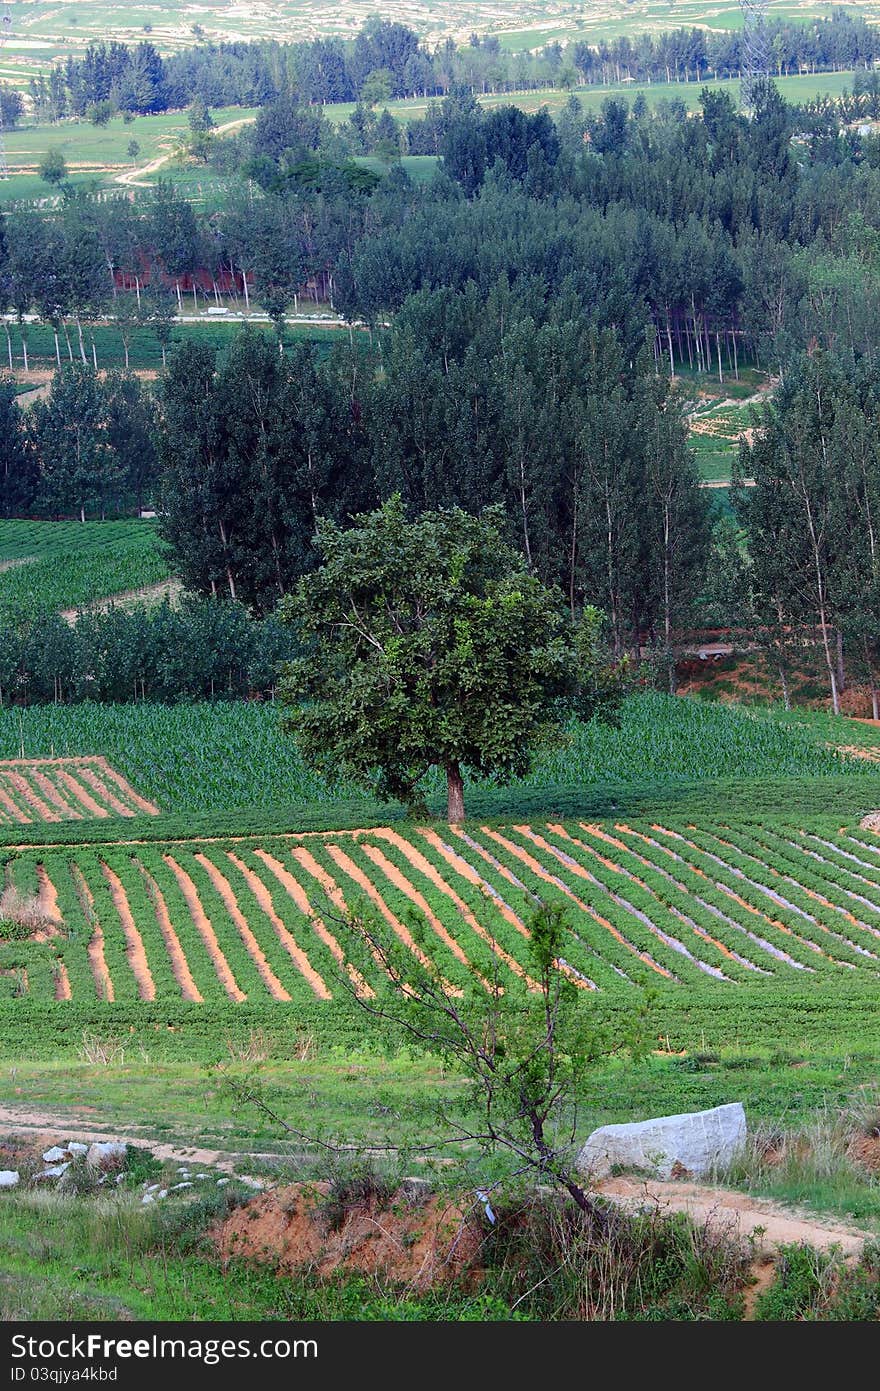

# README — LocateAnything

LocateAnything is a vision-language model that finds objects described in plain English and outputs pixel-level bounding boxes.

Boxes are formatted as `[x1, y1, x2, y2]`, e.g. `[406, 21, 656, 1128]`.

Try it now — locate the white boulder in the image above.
[42, 1146, 69, 1163]
[86, 1141, 127, 1168]
[576, 1102, 747, 1180]
[40, 1163, 70, 1179]
[0, 1170, 19, 1188]
[67, 1142, 88, 1156]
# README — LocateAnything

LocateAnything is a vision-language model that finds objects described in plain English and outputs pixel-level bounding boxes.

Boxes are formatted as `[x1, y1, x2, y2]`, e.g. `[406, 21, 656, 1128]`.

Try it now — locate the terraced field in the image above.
[0, 757, 160, 824]
[7, 818, 880, 1005]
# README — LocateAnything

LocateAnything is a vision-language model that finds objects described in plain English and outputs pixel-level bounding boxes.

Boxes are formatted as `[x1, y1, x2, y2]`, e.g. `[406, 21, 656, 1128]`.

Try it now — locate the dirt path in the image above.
[61, 580, 183, 625]
[699, 478, 755, 488]
[101, 863, 156, 1001]
[596, 1176, 873, 1255]
[114, 118, 256, 189]
[0, 1097, 872, 1262]
[0, 1105, 275, 1173]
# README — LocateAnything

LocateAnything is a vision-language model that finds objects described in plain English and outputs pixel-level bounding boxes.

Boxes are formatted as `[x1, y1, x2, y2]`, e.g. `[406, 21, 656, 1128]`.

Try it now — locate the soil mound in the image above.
[215, 1181, 483, 1289]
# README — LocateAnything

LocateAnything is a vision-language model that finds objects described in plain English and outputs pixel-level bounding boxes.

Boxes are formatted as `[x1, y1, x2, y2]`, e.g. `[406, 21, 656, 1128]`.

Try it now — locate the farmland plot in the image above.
[6, 818, 880, 1005]
[0, 757, 160, 823]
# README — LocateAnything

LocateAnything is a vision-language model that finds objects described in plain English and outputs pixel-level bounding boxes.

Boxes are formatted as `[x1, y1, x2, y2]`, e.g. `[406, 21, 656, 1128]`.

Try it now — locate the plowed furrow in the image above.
[139, 865, 202, 1002]
[225, 852, 331, 1000]
[100, 863, 155, 1001]
[371, 830, 542, 990]
[192, 853, 290, 1001]
[481, 827, 673, 979]
[163, 855, 245, 1002]
[254, 849, 372, 998]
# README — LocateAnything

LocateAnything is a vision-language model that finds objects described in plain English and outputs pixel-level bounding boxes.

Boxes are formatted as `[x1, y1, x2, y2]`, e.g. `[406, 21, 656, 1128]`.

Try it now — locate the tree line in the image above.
[2, 80, 880, 712]
[0, 370, 156, 522]
[16, 9, 880, 124]
[7, 80, 880, 379]
[0, 599, 295, 706]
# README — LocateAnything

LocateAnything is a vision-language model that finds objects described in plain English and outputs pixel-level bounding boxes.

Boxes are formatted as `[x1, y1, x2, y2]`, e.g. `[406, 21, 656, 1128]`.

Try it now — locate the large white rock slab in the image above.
[576, 1102, 746, 1180]
[86, 1141, 127, 1168]
[0, 1171, 19, 1188]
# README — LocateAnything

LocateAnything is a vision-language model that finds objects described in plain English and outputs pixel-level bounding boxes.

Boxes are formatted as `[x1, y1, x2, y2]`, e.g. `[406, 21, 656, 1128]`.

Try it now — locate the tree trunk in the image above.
[446, 761, 465, 823]
[777, 661, 791, 711]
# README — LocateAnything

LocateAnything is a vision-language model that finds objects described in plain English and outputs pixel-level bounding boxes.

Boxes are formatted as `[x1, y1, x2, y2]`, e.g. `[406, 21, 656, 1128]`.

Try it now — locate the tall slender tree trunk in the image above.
[777, 661, 791, 711]
[446, 761, 465, 823]
[864, 637, 878, 720]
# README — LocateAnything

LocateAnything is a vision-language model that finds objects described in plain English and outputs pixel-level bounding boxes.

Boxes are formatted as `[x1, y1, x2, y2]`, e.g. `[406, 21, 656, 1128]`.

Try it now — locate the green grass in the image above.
[2, 106, 257, 174]
[1, 318, 352, 372]
[0, 1186, 504, 1320]
[0, 519, 169, 615]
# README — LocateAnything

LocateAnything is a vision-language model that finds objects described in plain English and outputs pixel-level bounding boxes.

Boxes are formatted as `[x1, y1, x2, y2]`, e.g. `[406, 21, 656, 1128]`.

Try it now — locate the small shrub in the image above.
[0, 888, 53, 939]
[318, 1166, 395, 1235]
[79, 1032, 125, 1066]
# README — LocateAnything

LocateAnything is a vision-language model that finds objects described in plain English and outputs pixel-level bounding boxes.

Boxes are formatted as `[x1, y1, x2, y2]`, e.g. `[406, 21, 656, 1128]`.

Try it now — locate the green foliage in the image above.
[38, 148, 67, 186]
[280, 497, 619, 820]
[0, 520, 167, 621]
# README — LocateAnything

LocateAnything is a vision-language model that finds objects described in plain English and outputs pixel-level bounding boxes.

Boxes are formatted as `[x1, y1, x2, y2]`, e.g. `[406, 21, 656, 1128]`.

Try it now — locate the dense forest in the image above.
[3, 61, 880, 706]
[16, 10, 880, 122]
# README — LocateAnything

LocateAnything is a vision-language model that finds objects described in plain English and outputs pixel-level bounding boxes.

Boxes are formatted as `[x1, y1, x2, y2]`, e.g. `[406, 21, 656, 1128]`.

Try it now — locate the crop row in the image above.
[0, 758, 160, 824]
[4, 818, 880, 1004]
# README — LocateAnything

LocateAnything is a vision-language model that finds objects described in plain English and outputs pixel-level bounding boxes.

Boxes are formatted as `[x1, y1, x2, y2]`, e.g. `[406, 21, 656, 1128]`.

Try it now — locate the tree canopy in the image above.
[278, 497, 621, 822]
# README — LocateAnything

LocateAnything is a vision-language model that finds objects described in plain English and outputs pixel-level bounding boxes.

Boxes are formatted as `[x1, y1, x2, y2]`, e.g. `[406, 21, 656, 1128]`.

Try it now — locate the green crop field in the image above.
[6, 812, 880, 1038]
[0, 692, 870, 821]
[0, 519, 169, 616]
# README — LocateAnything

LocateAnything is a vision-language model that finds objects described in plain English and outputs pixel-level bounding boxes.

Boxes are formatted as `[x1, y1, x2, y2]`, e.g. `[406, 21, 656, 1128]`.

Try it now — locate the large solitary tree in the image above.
[279, 497, 620, 822]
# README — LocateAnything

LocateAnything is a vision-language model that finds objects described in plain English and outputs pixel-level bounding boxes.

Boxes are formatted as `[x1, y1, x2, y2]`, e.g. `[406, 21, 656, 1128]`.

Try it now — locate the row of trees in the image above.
[7, 81, 880, 376]
[0, 370, 156, 521]
[0, 599, 295, 706]
[26, 12, 880, 120]
[735, 350, 880, 715]
[154, 321, 708, 680]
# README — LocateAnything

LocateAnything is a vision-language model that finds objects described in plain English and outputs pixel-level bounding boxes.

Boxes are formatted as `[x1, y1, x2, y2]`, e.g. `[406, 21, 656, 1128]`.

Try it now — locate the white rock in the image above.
[141, 1193, 155, 1205]
[170, 1181, 193, 1191]
[0, 1171, 19, 1188]
[177, 1168, 190, 1176]
[144, 1183, 160, 1193]
[576, 1102, 747, 1181]
[157, 1189, 168, 1199]
[115, 1173, 125, 1184]
[67, 1142, 88, 1156]
[195, 1173, 210, 1179]
[42, 1146, 69, 1163]
[40, 1163, 70, 1179]
[87, 1141, 127, 1167]
[238, 1177, 264, 1189]
[216, 1178, 229, 1186]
